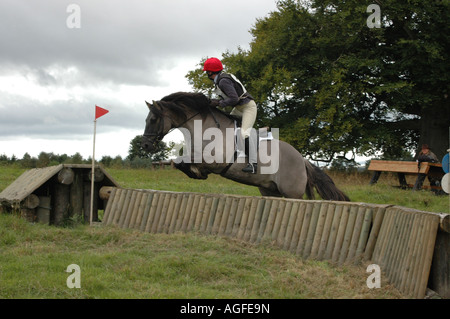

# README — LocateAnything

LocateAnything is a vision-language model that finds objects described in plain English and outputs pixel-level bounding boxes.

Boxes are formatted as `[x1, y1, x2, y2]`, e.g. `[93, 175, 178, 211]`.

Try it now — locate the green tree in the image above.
[187, 0, 449, 162]
[127, 135, 172, 161]
[37, 152, 51, 168]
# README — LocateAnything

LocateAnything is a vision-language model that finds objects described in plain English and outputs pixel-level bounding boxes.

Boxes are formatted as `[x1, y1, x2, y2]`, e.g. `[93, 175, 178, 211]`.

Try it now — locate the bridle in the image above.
[143, 102, 201, 142]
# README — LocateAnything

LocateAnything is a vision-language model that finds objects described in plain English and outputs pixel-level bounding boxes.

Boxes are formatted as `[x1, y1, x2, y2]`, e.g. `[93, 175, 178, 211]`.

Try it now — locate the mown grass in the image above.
[0, 213, 404, 299]
[0, 164, 447, 299]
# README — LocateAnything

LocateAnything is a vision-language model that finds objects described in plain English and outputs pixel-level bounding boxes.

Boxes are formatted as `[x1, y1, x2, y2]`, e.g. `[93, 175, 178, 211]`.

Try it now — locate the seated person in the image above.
[413, 144, 439, 191]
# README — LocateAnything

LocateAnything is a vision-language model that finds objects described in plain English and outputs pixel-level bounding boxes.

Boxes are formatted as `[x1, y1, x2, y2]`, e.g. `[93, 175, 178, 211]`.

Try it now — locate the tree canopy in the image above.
[187, 0, 449, 163]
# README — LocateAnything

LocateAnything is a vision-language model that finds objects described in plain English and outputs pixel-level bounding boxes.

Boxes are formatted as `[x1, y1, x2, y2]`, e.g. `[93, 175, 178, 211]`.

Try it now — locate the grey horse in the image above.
[142, 92, 349, 201]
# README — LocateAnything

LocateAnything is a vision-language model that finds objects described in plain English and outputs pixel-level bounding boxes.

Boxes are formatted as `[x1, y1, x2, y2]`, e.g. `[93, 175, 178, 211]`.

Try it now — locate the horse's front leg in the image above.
[174, 156, 210, 180]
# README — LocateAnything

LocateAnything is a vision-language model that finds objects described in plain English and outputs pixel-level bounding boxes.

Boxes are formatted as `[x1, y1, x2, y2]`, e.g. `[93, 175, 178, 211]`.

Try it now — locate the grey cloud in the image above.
[0, 0, 277, 153]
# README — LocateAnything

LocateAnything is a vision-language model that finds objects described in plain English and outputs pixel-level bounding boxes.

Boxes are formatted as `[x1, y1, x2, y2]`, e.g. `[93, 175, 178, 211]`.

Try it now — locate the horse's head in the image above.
[142, 100, 171, 152]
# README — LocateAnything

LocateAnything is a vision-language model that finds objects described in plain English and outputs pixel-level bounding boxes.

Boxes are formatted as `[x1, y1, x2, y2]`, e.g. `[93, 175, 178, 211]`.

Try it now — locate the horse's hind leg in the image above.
[258, 187, 282, 197]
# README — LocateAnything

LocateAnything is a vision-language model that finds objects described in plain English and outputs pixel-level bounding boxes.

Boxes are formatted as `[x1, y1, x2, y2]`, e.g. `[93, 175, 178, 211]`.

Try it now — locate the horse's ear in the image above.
[152, 100, 161, 109]
[145, 101, 151, 110]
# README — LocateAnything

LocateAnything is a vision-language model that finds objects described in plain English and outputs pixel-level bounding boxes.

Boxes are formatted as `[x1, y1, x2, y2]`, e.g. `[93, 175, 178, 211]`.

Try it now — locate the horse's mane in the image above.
[156, 91, 239, 123]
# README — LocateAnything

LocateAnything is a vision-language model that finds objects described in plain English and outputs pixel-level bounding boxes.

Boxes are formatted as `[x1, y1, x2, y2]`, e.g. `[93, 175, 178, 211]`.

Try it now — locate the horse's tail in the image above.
[304, 161, 350, 201]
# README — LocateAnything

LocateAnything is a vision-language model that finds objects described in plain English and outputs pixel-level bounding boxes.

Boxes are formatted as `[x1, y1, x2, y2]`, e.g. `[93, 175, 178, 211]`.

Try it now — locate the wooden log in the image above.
[21, 208, 36, 223]
[218, 197, 233, 236]
[133, 192, 148, 230]
[128, 191, 143, 229]
[105, 187, 121, 225]
[309, 202, 328, 259]
[58, 167, 74, 185]
[403, 213, 425, 296]
[331, 205, 350, 263]
[156, 193, 171, 233]
[407, 213, 427, 297]
[181, 194, 195, 232]
[288, 202, 306, 253]
[118, 189, 133, 227]
[22, 194, 40, 209]
[169, 193, 184, 234]
[175, 194, 189, 232]
[145, 193, 161, 233]
[340, 205, 360, 264]
[371, 208, 394, 263]
[363, 206, 386, 261]
[184, 194, 198, 232]
[69, 171, 83, 218]
[282, 201, 299, 251]
[276, 201, 292, 248]
[399, 212, 421, 293]
[381, 208, 402, 271]
[263, 200, 279, 241]
[296, 202, 314, 256]
[139, 193, 154, 232]
[232, 197, 246, 238]
[102, 187, 117, 225]
[317, 203, 336, 260]
[123, 190, 138, 228]
[243, 198, 259, 242]
[161, 193, 173, 233]
[211, 196, 226, 235]
[193, 195, 206, 232]
[99, 186, 115, 200]
[113, 188, 127, 225]
[302, 202, 322, 259]
[323, 205, 343, 260]
[36, 196, 51, 225]
[383, 209, 402, 270]
[256, 199, 272, 244]
[271, 200, 287, 242]
[390, 211, 413, 285]
[346, 206, 366, 263]
[54, 183, 71, 226]
[415, 215, 439, 299]
[88, 168, 104, 182]
[250, 199, 266, 243]
[224, 198, 241, 236]
[206, 197, 220, 235]
[151, 193, 165, 233]
[429, 231, 450, 298]
[355, 207, 374, 260]
[236, 198, 253, 240]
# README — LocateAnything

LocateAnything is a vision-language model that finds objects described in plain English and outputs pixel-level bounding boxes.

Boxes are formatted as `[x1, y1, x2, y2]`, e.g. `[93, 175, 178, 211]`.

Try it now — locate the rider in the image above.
[203, 57, 258, 174]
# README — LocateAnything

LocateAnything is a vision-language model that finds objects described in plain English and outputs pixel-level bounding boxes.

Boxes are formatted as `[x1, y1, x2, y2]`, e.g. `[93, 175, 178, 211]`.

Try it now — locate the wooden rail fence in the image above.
[102, 187, 447, 299]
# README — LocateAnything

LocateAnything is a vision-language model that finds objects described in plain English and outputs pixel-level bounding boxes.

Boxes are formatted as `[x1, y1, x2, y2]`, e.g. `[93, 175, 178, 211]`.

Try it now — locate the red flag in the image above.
[95, 105, 109, 120]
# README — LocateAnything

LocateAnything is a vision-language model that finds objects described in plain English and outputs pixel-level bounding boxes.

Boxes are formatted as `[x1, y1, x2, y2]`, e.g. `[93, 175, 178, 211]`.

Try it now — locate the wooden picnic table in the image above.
[368, 160, 444, 190]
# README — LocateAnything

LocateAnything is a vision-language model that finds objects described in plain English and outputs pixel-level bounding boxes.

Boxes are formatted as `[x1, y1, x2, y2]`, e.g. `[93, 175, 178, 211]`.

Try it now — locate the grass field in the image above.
[0, 164, 448, 299]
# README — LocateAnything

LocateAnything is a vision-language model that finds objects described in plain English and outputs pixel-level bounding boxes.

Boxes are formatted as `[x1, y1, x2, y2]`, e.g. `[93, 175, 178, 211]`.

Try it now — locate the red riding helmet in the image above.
[203, 57, 223, 72]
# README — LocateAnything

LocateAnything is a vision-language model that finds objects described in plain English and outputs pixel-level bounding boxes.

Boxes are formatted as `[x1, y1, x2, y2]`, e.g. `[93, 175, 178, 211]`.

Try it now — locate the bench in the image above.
[368, 160, 444, 190]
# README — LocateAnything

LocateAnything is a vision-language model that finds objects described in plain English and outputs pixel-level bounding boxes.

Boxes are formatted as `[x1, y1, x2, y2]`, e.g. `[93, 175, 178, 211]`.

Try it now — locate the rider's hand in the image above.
[209, 99, 220, 107]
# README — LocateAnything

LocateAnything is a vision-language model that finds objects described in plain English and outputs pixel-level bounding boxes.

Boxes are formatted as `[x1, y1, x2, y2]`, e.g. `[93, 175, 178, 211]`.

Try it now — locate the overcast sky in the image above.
[0, 0, 278, 160]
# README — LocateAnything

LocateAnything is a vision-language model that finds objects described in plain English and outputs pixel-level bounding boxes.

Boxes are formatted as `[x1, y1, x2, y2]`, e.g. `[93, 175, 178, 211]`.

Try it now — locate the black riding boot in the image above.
[242, 163, 257, 174]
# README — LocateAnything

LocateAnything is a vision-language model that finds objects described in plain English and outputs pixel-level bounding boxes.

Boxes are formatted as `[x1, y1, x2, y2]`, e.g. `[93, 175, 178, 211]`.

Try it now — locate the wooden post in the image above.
[54, 183, 70, 226]
[36, 196, 51, 225]
[70, 171, 83, 219]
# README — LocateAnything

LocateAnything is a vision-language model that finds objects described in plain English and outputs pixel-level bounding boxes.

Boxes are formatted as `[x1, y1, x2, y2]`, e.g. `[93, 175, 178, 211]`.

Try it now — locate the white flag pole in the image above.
[90, 117, 97, 226]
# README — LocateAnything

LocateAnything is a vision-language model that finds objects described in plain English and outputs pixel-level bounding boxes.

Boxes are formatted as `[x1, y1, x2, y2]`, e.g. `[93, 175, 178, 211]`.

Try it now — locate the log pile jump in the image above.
[0, 164, 119, 225]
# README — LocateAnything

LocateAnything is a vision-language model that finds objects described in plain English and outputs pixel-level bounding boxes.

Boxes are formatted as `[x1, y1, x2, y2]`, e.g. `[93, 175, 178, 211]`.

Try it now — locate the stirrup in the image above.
[242, 163, 257, 174]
